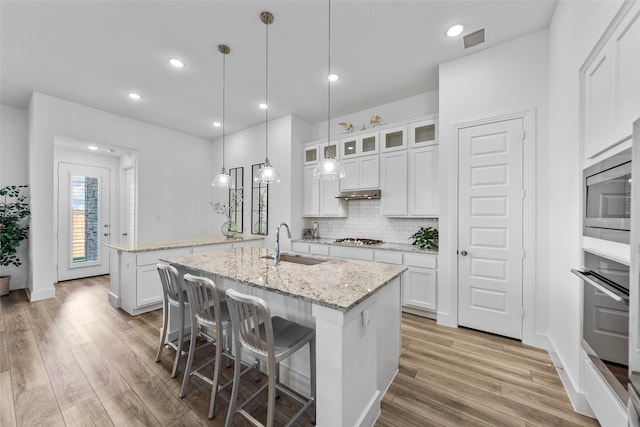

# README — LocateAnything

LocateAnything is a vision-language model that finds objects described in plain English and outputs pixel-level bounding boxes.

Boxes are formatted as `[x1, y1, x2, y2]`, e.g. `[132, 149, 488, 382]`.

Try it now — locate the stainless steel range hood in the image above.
[335, 189, 381, 200]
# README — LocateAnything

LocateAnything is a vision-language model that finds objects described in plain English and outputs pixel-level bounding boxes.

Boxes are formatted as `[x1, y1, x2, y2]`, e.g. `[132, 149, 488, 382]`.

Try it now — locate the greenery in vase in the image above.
[409, 226, 438, 250]
[211, 192, 243, 219]
[1, 185, 31, 268]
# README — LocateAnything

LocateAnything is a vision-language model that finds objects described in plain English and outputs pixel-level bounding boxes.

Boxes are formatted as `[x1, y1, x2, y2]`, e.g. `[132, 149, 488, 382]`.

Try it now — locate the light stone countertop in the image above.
[292, 238, 438, 255]
[106, 235, 263, 253]
[163, 247, 407, 312]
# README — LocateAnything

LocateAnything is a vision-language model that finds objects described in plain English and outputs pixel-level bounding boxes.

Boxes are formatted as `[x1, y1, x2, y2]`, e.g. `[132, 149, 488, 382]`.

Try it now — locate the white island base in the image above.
[166, 247, 404, 427]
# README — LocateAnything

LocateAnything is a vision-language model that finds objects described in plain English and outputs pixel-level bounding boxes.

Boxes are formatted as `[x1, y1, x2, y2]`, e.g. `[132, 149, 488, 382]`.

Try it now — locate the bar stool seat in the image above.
[224, 288, 316, 427]
[155, 263, 190, 378]
[181, 274, 258, 419]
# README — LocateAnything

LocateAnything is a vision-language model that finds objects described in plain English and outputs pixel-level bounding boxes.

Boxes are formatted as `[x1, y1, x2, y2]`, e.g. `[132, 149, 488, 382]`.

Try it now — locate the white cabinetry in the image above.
[110, 239, 263, 316]
[340, 132, 379, 158]
[381, 151, 408, 216]
[409, 119, 438, 147]
[291, 242, 437, 317]
[302, 165, 347, 217]
[408, 145, 439, 216]
[340, 155, 379, 191]
[381, 126, 407, 152]
[583, 1, 640, 158]
[402, 253, 437, 313]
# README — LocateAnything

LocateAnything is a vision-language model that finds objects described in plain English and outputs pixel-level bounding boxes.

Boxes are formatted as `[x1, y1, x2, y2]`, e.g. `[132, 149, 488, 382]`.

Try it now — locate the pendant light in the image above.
[314, 0, 345, 180]
[254, 11, 280, 185]
[211, 44, 234, 188]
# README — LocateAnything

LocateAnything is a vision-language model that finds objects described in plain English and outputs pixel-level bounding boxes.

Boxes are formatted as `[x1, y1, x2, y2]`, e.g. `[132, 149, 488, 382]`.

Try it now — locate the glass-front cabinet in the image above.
[340, 132, 379, 158]
[409, 119, 437, 147]
[304, 145, 319, 165]
[381, 126, 407, 152]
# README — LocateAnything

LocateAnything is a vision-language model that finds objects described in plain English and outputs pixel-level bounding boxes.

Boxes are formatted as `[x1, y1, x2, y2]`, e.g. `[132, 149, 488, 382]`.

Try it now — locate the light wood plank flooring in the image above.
[1, 276, 599, 426]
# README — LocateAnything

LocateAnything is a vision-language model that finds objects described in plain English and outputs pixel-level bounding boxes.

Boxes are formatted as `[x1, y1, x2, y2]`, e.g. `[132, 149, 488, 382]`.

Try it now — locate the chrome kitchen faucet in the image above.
[274, 222, 291, 267]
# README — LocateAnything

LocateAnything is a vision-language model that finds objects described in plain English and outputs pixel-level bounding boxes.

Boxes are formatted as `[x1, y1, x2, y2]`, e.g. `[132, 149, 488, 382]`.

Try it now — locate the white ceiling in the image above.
[1, 0, 557, 140]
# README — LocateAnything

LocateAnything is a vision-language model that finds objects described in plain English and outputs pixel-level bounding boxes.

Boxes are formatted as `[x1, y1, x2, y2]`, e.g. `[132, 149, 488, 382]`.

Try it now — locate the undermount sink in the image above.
[262, 253, 327, 266]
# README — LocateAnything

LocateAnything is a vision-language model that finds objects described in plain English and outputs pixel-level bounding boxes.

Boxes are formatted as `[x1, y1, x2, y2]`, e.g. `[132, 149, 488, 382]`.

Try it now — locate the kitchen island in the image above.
[164, 246, 406, 427]
[106, 235, 263, 315]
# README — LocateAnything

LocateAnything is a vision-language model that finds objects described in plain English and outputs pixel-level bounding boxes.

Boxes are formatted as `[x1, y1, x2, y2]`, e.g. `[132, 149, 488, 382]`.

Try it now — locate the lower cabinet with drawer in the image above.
[293, 242, 437, 318]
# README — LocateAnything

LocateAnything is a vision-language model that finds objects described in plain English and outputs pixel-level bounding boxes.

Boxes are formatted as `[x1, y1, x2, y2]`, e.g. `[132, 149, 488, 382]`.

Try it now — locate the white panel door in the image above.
[123, 166, 135, 243]
[57, 163, 111, 281]
[458, 118, 524, 339]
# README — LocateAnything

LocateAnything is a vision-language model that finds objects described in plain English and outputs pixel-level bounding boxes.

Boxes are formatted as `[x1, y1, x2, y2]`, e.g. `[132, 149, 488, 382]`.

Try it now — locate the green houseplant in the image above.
[409, 226, 438, 250]
[0, 185, 31, 296]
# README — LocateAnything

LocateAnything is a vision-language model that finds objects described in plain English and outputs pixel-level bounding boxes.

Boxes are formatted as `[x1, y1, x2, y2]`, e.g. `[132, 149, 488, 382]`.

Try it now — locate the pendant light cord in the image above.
[265, 18, 270, 163]
[327, 0, 331, 150]
[222, 50, 226, 170]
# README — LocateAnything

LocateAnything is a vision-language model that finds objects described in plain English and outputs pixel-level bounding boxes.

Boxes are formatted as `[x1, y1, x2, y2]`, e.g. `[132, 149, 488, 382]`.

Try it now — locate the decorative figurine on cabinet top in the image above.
[370, 115, 382, 126]
[338, 122, 353, 133]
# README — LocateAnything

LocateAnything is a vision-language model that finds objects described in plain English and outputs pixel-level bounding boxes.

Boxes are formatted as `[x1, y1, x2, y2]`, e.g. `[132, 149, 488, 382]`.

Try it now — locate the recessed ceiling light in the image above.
[212, 121, 222, 127]
[169, 58, 184, 68]
[328, 74, 339, 82]
[259, 103, 268, 109]
[88, 145, 99, 151]
[446, 24, 464, 38]
[128, 92, 142, 100]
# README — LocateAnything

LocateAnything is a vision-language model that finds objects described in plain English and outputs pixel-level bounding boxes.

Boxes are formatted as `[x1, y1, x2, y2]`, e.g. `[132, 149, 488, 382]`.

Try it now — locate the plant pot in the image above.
[0, 276, 10, 297]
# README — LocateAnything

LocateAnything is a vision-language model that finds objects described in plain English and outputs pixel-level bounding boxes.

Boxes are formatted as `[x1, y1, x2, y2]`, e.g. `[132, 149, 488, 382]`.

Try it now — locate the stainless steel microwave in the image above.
[583, 147, 632, 243]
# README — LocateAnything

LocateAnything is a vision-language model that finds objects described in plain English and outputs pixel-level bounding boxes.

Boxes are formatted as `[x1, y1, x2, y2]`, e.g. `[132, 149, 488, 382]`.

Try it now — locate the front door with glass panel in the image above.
[57, 163, 111, 281]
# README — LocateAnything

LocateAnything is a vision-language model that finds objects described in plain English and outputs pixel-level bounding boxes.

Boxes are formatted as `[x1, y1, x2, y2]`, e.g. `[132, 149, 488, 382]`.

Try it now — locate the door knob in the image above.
[104, 233, 110, 237]
[460, 250, 468, 256]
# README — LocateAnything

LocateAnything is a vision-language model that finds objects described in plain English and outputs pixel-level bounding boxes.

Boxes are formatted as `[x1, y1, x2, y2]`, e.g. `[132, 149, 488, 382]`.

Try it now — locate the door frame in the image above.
[54, 148, 118, 282]
[448, 108, 537, 345]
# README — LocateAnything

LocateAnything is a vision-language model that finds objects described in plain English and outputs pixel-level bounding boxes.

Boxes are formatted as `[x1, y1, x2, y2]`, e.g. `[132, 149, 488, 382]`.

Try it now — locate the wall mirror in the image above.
[251, 163, 268, 235]
[228, 167, 243, 233]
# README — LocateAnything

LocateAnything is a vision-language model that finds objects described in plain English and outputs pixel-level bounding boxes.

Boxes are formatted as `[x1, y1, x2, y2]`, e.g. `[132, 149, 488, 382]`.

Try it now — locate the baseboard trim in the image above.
[26, 286, 56, 301]
[108, 291, 120, 308]
[547, 340, 595, 417]
[436, 311, 452, 327]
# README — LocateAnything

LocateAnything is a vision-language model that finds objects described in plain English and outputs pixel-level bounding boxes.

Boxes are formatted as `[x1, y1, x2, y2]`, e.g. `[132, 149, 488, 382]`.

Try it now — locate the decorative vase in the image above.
[221, 219, 238, 239]
[0, 276, 10, 297]
[253, 219, 268, 235]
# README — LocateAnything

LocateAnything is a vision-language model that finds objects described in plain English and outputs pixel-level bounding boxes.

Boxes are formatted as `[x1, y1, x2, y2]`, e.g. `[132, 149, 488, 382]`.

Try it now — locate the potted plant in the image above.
[211, 192, 243, 238]
[0, 185, 31, 296]
[409, 226, 438, 251]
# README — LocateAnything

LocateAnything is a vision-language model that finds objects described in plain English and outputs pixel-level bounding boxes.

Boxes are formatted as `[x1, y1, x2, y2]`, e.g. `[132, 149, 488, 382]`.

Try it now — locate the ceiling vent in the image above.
[463, 28, 485, 49]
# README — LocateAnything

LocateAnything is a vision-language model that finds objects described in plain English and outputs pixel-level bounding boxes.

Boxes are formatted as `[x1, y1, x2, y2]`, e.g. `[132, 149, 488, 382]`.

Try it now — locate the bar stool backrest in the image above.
[157, 263, 184, 306]
[225, 288, 273, 357]
[183, 274, 223, 329]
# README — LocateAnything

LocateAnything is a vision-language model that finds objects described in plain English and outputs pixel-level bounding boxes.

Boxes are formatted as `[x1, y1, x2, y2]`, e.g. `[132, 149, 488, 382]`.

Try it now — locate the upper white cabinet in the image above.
[340, 155, 379, 191]
[304, 144, 320, 165]
[583, 1, 640, 158]
[340, 132, 379, 158]
[409, 119, 438, 147]
[302, 165, 347, 217]
[381, 151, 408, 216]
[408, 145, 439, 216]
[381, 126, 407, 152]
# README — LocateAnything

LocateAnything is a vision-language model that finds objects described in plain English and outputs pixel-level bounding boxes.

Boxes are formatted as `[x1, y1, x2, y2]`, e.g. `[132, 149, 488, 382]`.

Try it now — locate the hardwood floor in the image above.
[0, 276, 599, 426]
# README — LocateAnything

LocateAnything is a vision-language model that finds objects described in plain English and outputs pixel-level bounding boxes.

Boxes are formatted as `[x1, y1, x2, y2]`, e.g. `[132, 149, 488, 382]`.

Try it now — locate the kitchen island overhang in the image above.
[163, 246, 406, 427]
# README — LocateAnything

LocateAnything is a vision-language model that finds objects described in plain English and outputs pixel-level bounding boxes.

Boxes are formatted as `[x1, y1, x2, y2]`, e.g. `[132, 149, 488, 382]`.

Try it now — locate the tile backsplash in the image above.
[303, 200, 438, 244]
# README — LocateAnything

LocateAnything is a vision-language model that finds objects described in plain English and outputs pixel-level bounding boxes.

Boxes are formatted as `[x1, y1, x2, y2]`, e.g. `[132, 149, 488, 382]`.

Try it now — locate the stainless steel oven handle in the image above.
[571, 268, 627, 304]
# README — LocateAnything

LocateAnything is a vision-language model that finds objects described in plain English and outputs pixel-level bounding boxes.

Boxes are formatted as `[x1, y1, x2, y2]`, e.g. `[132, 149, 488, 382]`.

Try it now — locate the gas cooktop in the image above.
[334, 238, 384, 246]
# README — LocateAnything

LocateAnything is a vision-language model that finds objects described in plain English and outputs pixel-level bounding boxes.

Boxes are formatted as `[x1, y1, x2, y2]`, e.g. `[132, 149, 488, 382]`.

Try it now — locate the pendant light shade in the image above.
[254, 11, 280, 185]
[212, 44, 234, 188]
[314, 0, 345, 180]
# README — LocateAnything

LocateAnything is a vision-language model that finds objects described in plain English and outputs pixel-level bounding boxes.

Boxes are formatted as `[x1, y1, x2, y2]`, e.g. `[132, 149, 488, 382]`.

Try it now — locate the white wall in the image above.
[546, 0, 625, 412]
[28, 92, 214, 300]
[310, 90, 439, 140]
[438, 29, 549, 337]
[213, 114, 306, 250]
[0, 104, 29, 289]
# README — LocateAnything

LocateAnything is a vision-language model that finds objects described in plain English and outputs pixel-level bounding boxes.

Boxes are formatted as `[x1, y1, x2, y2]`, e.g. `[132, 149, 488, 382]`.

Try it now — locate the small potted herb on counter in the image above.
[409, 226, 438, 250]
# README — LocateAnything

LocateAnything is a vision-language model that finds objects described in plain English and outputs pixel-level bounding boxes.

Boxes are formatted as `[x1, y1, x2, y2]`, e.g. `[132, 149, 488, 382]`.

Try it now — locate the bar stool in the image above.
[224, 288, 316, 427]
[155, 262, 189, 378]
[181, 273, 233, 418]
